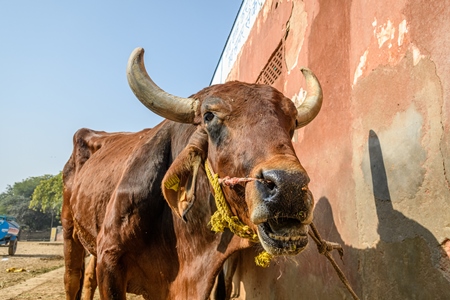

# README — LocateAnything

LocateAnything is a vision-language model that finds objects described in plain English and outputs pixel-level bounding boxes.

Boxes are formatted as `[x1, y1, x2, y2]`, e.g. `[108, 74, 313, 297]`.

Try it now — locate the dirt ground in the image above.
[0, 241, 64, 290]
[0, 241, 143, 300]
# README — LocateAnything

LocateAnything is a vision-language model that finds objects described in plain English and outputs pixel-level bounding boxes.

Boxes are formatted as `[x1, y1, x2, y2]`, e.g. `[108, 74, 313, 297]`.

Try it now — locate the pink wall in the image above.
[224, 0, 450, 298]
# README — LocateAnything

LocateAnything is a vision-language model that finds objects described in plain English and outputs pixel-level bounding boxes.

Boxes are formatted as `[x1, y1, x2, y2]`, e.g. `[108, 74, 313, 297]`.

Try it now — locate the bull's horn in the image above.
[295, 68, 323, 128]
[127, 47, 198, 123]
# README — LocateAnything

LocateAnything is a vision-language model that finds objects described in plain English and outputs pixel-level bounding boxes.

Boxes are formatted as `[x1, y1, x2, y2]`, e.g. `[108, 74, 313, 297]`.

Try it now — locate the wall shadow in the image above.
[364, 130, 450, 297]
[311, 130, 450, 299]
[221, 130, 450, 299]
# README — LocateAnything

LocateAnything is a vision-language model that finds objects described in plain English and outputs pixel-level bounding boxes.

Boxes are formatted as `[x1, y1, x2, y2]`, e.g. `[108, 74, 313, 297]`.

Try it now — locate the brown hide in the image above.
[63, 121, 245, 299]
[63, 78, 320, 299]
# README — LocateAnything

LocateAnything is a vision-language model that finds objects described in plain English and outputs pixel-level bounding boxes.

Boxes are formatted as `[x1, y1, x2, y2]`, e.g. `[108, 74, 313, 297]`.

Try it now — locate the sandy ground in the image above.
[0, 241, 64, 290]
[0, 241, 143, 300]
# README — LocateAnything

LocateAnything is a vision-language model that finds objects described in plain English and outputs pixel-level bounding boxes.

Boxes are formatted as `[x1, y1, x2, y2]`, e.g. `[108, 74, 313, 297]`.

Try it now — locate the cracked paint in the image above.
[374, 19, 395, 48]
[353, 50, 369, 87]
[411, 44, 425, 66]
[398, 19, 407, 46]
[291, 88, 307, 108]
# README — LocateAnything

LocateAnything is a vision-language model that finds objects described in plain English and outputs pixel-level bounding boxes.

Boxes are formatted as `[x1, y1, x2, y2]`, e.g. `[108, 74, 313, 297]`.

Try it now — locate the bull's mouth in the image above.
[257, 217, 309, 255]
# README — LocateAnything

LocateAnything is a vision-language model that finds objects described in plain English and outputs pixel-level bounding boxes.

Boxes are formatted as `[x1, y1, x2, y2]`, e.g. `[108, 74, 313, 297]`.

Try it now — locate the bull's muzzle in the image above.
[249, 169, 314, 256]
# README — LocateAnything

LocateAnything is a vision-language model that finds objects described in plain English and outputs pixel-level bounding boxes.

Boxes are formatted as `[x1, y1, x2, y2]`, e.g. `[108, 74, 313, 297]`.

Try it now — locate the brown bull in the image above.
[62, 47, 323, 300]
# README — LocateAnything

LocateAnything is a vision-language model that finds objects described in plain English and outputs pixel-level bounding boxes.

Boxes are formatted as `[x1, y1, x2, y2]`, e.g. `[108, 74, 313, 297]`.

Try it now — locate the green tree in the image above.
[0, 175, 54, 230]
[30, 172, 63, 227]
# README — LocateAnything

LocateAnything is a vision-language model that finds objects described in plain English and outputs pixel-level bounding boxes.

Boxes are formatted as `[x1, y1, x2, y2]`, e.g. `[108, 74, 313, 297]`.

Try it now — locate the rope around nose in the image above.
[205, 161, 273, 267]
[204, 161, 360, 299]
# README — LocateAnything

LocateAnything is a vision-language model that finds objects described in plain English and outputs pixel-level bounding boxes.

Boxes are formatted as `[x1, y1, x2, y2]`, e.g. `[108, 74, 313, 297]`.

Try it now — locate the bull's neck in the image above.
[169, 212, 250, 299]
[164, 121, 253, 298]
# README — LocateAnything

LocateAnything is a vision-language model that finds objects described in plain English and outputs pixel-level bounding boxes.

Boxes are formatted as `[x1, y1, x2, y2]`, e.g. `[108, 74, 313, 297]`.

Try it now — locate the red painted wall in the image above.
[224, 0, 450, 298]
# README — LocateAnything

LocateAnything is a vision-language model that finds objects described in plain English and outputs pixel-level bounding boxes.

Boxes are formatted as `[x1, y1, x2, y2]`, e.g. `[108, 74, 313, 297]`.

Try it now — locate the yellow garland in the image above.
[205, 161, 273, 268]
[164, 174, 180, 191]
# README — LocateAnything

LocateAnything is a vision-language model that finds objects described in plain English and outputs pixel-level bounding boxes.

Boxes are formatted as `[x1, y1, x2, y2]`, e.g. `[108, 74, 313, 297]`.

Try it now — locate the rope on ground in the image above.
[309, 222, 360, 300]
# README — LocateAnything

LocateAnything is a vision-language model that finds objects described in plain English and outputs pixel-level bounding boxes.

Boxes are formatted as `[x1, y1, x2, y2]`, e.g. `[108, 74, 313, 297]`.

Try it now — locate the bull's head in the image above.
[127, 48, 322, 257]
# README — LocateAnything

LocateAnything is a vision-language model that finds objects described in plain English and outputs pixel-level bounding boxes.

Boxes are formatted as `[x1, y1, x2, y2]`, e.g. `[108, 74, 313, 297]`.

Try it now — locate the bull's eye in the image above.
[204, 112, 215, 123]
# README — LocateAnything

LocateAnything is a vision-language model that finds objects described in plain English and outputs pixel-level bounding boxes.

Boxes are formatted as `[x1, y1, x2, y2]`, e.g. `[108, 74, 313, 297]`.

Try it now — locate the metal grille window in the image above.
[256, 41, 284, 85]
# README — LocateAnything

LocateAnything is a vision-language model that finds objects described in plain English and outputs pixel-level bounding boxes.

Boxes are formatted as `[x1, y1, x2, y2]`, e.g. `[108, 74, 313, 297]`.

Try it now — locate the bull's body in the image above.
[62, 48, 323, 299]
[63, 122, 242, 299]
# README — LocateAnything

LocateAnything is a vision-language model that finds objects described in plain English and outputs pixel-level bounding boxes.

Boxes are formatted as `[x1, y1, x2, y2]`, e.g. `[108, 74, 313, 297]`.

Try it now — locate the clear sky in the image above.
[0, 1, 242, 192]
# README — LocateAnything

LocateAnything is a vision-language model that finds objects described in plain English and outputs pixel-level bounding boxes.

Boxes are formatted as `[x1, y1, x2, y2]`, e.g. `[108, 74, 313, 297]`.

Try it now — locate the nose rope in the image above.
[204, 161, 273, 267]
[219, 176, 270, 186]
[204, 161, 359, 298]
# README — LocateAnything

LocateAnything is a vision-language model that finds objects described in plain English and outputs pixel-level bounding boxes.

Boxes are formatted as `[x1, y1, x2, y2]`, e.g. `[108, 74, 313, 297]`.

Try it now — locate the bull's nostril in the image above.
[265, 180, 276, 191]
[298, 211, 306, 220]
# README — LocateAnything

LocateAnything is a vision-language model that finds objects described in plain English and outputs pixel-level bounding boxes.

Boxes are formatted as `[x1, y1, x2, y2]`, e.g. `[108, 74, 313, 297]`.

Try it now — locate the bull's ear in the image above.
[162, 129, 208, 220]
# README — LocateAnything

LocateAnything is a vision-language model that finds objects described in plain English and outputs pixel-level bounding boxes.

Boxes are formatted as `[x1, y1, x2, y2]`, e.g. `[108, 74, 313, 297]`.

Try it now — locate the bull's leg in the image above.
[96, 240, 127, 300]
[63, 220, 86, 300]
[82, 255, 97, 300]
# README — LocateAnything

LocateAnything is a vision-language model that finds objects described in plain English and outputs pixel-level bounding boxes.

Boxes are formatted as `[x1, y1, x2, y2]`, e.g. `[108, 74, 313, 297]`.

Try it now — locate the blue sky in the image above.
[0, 1, 242, 192]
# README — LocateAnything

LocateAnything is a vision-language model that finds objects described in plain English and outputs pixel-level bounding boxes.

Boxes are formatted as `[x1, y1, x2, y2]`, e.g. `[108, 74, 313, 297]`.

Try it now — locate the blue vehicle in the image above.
[0, 215, 20, 255]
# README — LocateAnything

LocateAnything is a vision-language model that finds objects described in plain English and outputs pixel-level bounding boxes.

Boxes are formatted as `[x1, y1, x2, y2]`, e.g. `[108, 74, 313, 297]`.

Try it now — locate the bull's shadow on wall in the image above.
[314, 130, 450, 299]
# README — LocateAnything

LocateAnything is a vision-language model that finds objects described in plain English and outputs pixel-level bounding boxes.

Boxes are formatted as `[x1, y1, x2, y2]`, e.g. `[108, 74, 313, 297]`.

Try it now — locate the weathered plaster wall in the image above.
[224, 0, 450, 298]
